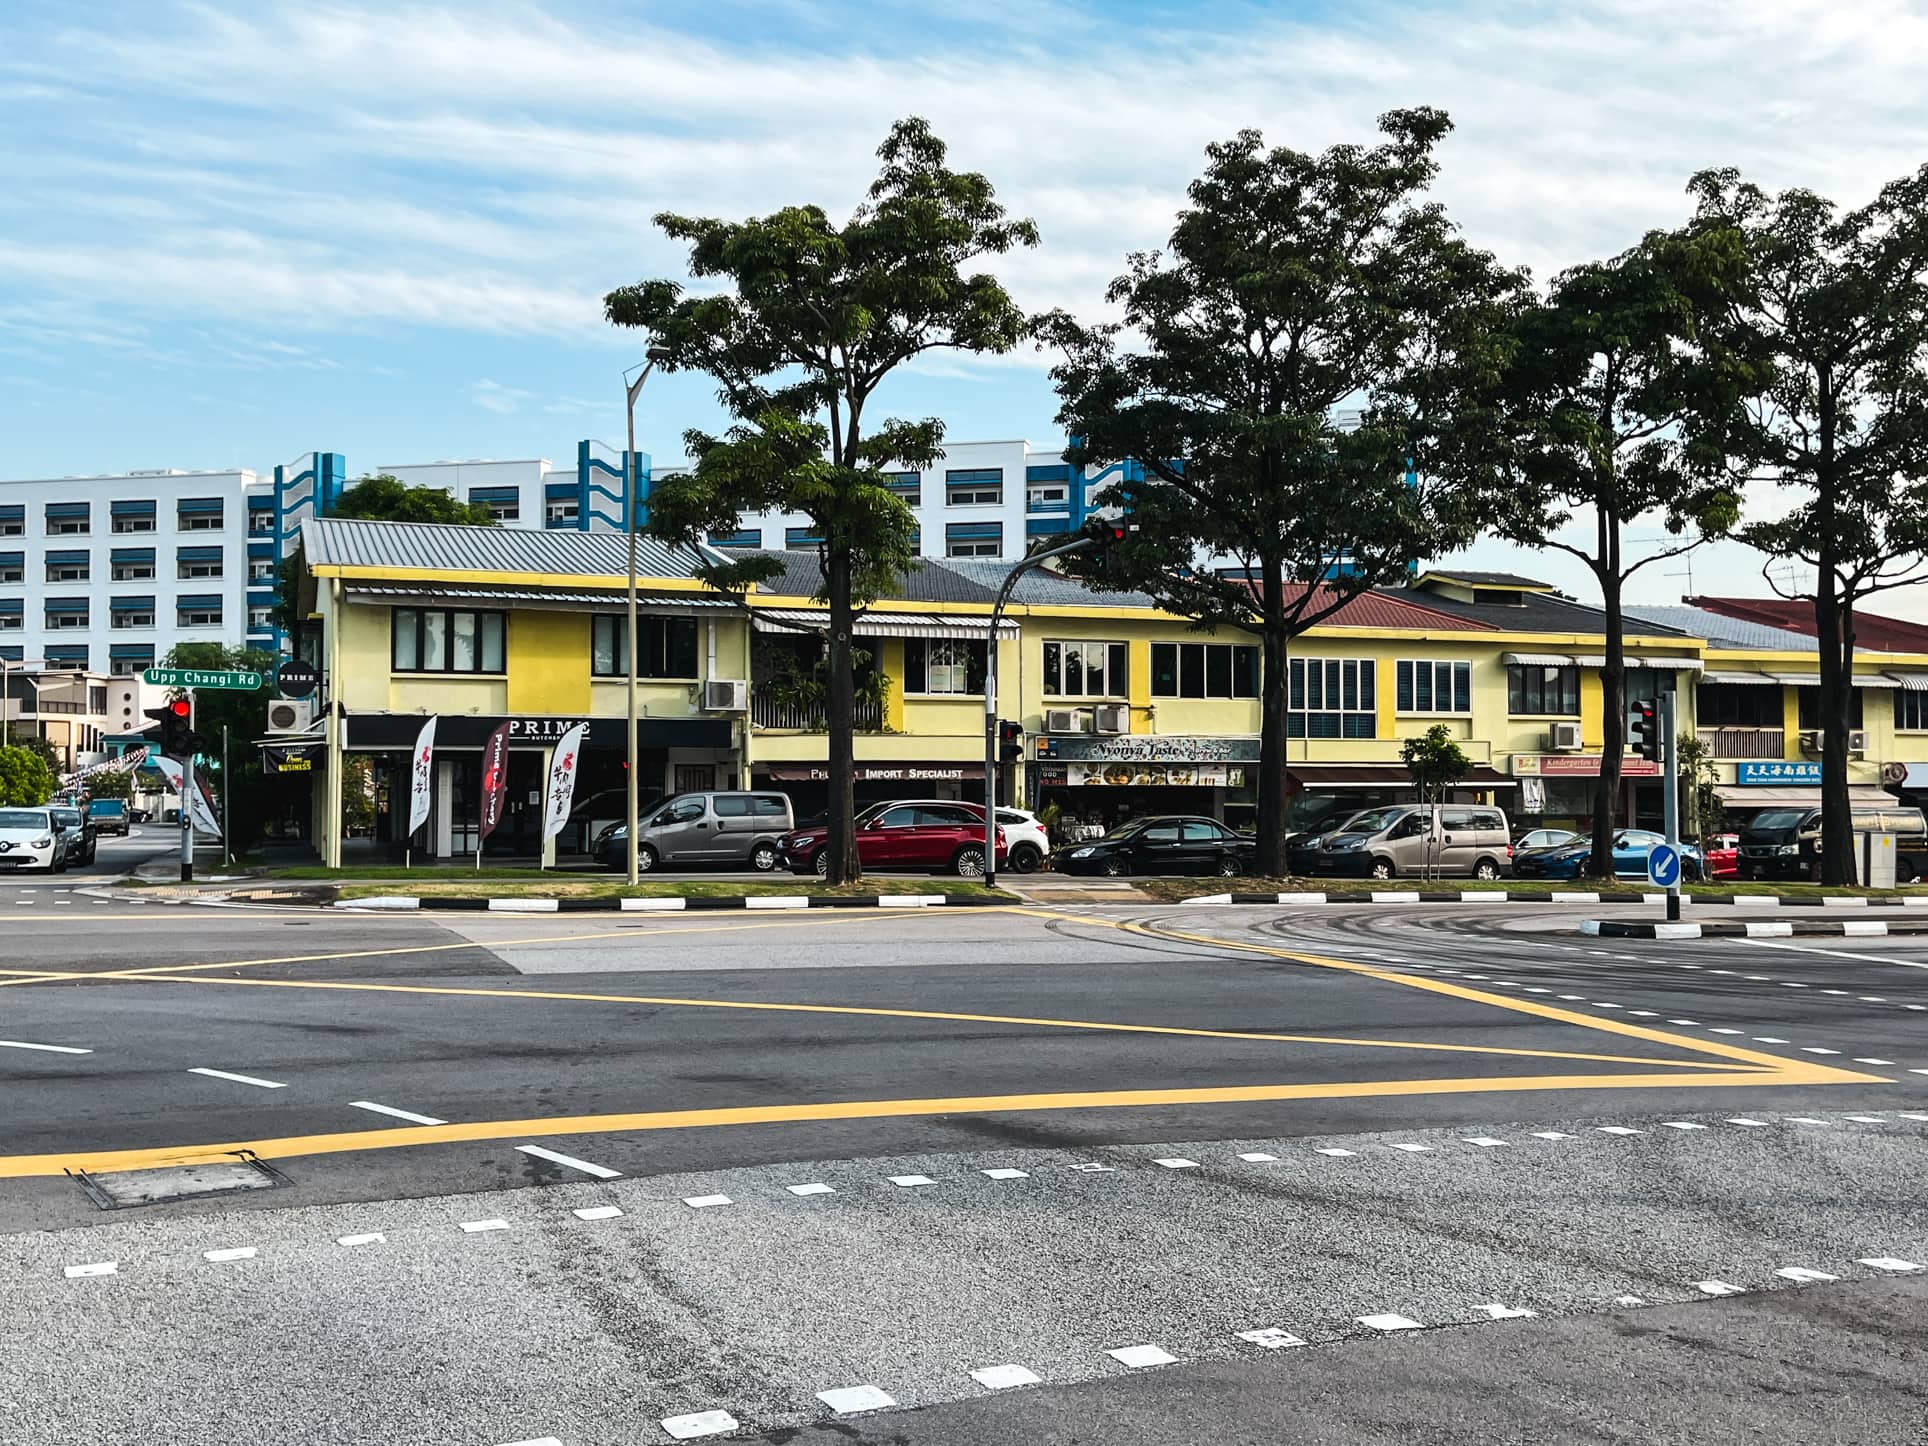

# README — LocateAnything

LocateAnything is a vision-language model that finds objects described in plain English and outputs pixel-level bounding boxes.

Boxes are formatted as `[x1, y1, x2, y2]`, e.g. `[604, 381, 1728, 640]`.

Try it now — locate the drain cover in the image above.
[71, 1153, 290, 1210]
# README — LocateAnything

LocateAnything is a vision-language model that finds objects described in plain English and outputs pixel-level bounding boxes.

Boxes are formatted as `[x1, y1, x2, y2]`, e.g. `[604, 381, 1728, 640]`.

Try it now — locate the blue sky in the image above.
[4, 0, 1924, 607]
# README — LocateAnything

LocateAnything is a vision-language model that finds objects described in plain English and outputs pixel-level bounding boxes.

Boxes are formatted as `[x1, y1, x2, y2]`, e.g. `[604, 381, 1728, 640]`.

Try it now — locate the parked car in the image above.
[1699, 832, 1739, 880]
[1512, 829, 1706, 882]
[1057, 815, 1257, 877]
[597, 791, 795, 872]
[0, 808, 68, 873]
[48, 805, 96, 867]
[86, 798, 130, 836]
[779, 800, 1007, 878]
[1738, 805, 1928, 884]
[995, 807, 1050, 874]
[1292, 804, 1512, 880]
[1513, 828, 1577, 852]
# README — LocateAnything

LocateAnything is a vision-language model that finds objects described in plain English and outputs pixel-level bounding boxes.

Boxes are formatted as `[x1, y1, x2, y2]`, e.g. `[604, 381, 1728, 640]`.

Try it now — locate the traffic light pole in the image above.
[180, 689, 195, 883]
[1661, 686, 1680, 923]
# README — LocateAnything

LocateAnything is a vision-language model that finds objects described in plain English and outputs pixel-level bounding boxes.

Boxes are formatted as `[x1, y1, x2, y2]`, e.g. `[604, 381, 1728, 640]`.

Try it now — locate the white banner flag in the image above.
[408, 716, 438, 837]
[542, 722, 588, 842]
[150, 755, 224, 838]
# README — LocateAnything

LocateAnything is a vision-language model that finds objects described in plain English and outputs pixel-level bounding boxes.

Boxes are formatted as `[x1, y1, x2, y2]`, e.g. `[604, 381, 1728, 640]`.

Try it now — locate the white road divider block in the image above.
[746, 895, 811, 910]
[816, 1385, 896, 1414]
[1842, 921, 1890, 936]
[1369, 891, 1421, 903]
[877, 895, 938, 907]
[336, 895, 420, 911]
[661, 1410, 741, 1439]
[619, 897, 687, 911]
[487, 898, 558, 912]
[1107, 1344, 1178, 1368]
[1743, 922, 1793, 937]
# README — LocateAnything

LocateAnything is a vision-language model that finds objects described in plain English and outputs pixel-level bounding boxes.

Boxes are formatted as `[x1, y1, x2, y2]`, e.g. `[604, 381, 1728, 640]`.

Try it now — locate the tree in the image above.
[1688, 166, 1928, 884]
[10, 733, 61, 779]
[85, 769, 133, 801]
[272, 474, 497, 637]
[1047, 110, 1525, 874]
[1676, 731, 1724, 841]
[1401, 723, 1473, 805]
[0, 746, 56, 807]
[1496, 230, 1746, 880]
[159, 642, 294, 853]
[607, 117, 1039, 883]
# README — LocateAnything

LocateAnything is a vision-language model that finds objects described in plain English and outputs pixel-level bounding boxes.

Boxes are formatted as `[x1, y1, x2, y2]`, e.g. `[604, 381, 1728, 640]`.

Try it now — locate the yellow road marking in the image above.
[0, 1064, 1863, 1180]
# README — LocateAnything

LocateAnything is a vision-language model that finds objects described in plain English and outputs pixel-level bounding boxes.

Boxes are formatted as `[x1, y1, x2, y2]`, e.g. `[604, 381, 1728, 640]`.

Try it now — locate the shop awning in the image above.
[1889, 673, 1928, 692]
[1500, 652, 1574, 668]
[751, 608, 1019, 640]
[1287, 764, 1518, 790]
[1704, 671, 1780, 686]
[1713, 784, 1897, 808]
[1770, 672, 1901, 689]
[1571, 655, 1703, 671]
[344, 583, 739, 613]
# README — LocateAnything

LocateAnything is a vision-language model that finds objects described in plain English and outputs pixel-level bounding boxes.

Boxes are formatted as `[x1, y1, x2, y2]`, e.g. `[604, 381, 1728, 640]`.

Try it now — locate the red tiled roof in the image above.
[1689, 596, 1928, 653]
[1234, 581, 1498, 632]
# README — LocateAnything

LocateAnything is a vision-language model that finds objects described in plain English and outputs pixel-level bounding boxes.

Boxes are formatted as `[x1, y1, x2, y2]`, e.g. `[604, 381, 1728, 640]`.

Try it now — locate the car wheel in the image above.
[1683, 860, 1702, 883]
[953, 844, 987, 878]
[1008, 844, 1042, 875]
[635, 844, 659, 874]
[1100, 855, 1129, 878]
[1215, 854, 1241, 878]
[814, 849, 832, 878]
[749, 842, 780, 872]
[1472, 859, 1500, 881]
[1368, 858, 1394, 881]
[51, 850, 67, 874]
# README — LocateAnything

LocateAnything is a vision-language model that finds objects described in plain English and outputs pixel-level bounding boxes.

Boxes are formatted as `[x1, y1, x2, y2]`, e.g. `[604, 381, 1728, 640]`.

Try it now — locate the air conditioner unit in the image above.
[1798, 729, 1822, 753]
[1849, 729, 1869, 755]
[1545, 721, 1584, 752]
[1093, 704, 1130, 735]
[266, 697, 315, 734]
[704, 679, 748, 712]
[1044, 707, 1086, 734]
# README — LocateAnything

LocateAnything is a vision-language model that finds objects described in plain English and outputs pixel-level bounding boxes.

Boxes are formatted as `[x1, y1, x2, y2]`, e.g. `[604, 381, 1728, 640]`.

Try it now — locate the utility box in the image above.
[1858, 831, 1898, 890]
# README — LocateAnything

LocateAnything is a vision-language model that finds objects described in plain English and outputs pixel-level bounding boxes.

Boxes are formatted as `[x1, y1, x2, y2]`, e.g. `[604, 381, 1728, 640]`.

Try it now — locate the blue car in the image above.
[1512, 829, 1704, 882]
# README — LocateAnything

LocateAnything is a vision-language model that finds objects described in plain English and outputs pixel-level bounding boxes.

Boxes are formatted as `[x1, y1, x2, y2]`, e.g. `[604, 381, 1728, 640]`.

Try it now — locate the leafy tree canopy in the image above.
[0, 746, 56, 808]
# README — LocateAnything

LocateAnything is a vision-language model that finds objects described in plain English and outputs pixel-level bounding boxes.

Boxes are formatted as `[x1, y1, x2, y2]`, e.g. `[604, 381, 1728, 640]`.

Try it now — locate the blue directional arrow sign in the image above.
[1647, 843, 1682, 889]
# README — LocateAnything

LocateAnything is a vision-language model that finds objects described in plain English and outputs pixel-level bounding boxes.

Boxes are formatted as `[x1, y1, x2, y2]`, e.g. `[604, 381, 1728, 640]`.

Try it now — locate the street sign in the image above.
[275, 658, 320, 699]
[1647, 843, 1682, 889]
[142, 667, 264, 691]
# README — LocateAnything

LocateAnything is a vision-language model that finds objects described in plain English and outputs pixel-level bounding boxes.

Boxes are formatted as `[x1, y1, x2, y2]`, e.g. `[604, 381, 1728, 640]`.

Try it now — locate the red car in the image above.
[1700, 832, 1740, 879]
[780, 799, 1007, 878]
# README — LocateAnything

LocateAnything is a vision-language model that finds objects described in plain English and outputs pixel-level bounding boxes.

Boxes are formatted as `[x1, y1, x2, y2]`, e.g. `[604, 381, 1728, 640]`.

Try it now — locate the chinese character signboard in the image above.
[1033, 735, 1261, 764]
[542, 722, 588, 841]
[1736, 761, 1824, 785]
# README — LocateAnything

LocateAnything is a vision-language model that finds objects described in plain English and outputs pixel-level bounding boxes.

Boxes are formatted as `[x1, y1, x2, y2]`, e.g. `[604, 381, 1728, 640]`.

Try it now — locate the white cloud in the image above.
[468, 378, 534, 414]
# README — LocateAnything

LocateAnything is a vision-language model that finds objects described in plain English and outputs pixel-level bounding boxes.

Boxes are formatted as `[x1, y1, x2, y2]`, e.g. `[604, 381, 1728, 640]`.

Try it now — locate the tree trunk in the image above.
[1256, 567, 1289, 877]
[1815, 577, 1856, 886]
[1590, 560, 1626, 882]
[825, 545, 860, 885]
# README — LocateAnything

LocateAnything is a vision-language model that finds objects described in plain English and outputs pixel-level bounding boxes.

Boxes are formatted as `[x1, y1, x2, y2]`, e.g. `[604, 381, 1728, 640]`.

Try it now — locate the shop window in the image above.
[1042, 640, 1128, 698]
[1507, 664, 1578, 716]
[1395, 660, 1470, 714]
[1150, 641, 1260, 700]
[591, 615, 700, 679]
[1796, 686, 1864, 730]
[903, 637, 986, 695]
[1695, 682, 1781, 728]
[1899, 691, 1928, 732]
[1289, 657, 1378, 738]
[391, 606, 506, 673]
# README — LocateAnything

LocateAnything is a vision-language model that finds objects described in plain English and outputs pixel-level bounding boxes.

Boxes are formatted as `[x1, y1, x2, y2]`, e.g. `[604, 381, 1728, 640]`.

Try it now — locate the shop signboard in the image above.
[1512, 754, 1661, 777]
[766, 764, 984, 782]
[1034, 735, 1260, 764]
[1066, 763, 1245, 787]
[1736, 761, 1823, 785]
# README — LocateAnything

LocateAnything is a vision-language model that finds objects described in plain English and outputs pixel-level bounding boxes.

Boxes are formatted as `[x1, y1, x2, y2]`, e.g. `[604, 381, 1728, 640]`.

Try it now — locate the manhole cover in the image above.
[71, 1153, 290, 1210]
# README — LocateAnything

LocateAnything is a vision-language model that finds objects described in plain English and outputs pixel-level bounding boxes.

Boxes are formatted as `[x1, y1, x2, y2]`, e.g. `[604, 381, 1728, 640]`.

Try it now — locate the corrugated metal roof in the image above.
[1626, 604, 1819, 652]
[745, 551, 1006, 605]
[934, 558, 1160, 609]
[1395, 585, 1683, 638]
[302, 517, 717, 579]
[1420, 570, 1553, 588]
[344, 582, 740, 611]
[751, 608, 1018, 639]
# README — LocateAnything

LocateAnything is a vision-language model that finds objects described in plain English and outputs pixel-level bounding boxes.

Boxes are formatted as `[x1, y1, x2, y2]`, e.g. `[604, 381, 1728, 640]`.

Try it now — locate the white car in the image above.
[995, 807, 1051, 874]
[0, 807, 68, 873]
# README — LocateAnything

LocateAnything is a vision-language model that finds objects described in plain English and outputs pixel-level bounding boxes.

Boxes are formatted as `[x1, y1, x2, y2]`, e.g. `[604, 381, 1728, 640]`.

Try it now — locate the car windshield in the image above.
[1749, 810, 1809, 830]
[1100, 819, 1147, 840]
[1339, 808, 1405, 834]
[0, 810, 48, 829]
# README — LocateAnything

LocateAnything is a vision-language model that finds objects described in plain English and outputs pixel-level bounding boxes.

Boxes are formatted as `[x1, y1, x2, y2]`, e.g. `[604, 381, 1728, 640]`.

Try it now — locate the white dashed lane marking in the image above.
[513, 1145, 622, 1180]
[0, 1039, 91, 1055]
[349, 1101, 446, 1125]
[186, 1067, 285, 1089]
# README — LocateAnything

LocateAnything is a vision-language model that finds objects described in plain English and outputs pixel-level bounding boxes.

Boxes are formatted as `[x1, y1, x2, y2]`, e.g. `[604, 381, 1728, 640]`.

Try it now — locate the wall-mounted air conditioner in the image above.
[1849, 729, 1869, 755]
[1093, 704, 1130, 735]
[704, 679, 748, 712]
[266, 697, 315, 734]
[1546, 722, 1584, 752]
[1798, 729, 1822, 753]
[1044, 707, 1085, 734]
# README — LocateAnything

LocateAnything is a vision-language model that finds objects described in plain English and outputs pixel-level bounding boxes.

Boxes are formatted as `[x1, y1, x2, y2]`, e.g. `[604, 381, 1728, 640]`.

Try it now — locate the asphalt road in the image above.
[5, 896, 1928, 1442]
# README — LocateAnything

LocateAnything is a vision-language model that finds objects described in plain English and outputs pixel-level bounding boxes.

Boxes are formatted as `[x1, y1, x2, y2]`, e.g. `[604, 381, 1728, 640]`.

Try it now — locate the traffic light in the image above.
[1631, 698, 1660, 762]
[998, 719, 1023, 763]
[144, 698, 206, 761]
[1080, 517, 1138, 582]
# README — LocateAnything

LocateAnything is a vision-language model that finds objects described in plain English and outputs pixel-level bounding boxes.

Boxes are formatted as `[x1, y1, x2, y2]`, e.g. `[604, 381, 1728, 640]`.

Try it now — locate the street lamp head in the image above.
[645, 344, 673, 362]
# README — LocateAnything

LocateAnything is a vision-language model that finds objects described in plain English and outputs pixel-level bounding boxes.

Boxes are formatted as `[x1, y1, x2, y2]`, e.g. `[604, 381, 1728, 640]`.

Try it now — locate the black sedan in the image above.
[1056, 815, 1256, 877]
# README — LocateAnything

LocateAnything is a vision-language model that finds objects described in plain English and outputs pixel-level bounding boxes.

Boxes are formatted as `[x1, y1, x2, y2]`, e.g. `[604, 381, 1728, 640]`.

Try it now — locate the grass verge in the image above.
[1135, 875, 1924, 903]
[337, 878, 1012, 901]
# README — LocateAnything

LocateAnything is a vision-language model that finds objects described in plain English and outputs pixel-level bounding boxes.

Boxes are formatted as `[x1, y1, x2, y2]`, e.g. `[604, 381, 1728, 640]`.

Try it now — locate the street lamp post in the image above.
[624, 344, 674, 886]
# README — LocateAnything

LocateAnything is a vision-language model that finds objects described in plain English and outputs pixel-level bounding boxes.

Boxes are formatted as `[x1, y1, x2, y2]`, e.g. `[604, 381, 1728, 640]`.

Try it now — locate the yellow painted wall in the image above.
[506, 611, 590, 715]
[1782, 684, 1802, 761]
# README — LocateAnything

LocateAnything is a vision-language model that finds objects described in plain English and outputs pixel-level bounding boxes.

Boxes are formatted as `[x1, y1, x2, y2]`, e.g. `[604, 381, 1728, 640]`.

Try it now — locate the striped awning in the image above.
[344, 583, 738, 613]
[1500, 652, 1575, 668]
[44, 502, 90, 518]
[1772, 672, 1901, 689]
[110, 499, 156, 516]
[176, 497, 225, 514]
[1703, 671, 1780, 686]
[1889, 672, 1928, 692]
[750, 608, 1019, 640]
[177, 546, 223, 562]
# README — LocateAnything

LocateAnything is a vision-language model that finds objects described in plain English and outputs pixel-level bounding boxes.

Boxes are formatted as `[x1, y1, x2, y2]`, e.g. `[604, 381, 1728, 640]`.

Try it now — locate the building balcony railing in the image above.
[751, 690, 883, 732]
[1702, 726, 1785, 760]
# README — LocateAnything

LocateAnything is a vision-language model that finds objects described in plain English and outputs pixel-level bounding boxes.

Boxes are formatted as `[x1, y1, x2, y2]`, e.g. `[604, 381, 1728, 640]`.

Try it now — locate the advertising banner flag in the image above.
[479, 722, 512, 840]
[541, 722, 587, 842]
[408, 716, 438, 836]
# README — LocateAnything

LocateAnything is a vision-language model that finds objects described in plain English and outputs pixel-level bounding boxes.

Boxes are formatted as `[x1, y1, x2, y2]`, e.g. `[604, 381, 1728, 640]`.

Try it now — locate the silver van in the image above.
[597, 791, 795, 872]
[1302, 803, 1511, 880]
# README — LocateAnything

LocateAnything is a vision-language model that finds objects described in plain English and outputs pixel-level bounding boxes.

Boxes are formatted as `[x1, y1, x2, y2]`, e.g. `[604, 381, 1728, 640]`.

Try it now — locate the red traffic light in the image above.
[167, 698, 191, 718]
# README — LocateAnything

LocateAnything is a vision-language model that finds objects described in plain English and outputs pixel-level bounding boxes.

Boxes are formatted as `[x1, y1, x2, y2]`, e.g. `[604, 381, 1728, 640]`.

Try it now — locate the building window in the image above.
[178, 601, 223, 628]
[112, 555, 156, 581]
[1289, 657, 1378, 737]
[46, 505, 90, 535]
[708, 528, 761, 548]
[946, 468, 1003, 506]
[1696, 682, 1781, 728]
[0, 553, 20, 584]
[177, 499, 225, 530]
[545, 499, 579, 526]
[944, 522, 1003, 558]
[784, 526, 824, 550]
[1899, 691, 1928, 731]
[884, 471, 922, 506]
[249, 607, 273, 631]
[1043, 640, 1129, 698]
[590, 615, 700, 678]
[0, 508, 22, 537]
[1507, 664, 1580, 716]
[1395, 660, 1471, 714]
[903, 637, 986, 695]
[248, 507, 276, 535]
[113, 513, 157, 534]
[46, 601, 90, 630]
[45, 554, 89, 583]
[1026, 482, 1069, 510]
[1797, 686, 1863, 730]
[468, 488, 520, 522]
[249, 558, 275, 581]
[391, 607, 506, 673]
[111, 602, 155, 629]
[43, 646, 88, 669]
[1151, 641, 1261, 700]
[110, 647, 154, 675]
[177, 548, 224, 578]
[0, 614, 20, 631]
